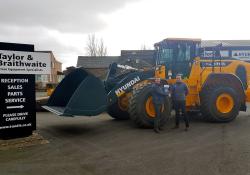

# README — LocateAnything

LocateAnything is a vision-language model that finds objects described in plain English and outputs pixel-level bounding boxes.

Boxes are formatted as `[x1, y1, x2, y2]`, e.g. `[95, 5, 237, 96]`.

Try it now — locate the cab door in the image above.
[172, 43, 192, 78]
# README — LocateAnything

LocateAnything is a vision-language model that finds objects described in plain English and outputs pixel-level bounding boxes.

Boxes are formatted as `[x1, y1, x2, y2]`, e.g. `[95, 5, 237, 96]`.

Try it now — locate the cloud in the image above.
[0, 0, 142, 69]
[0, 25, 81, 66]
[0, 0, 139, 33]
[0, 25, 76, 53]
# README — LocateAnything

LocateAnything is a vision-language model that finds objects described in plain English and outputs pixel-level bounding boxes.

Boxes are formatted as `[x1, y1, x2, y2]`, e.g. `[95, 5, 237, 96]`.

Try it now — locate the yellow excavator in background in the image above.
[46, 83, 57, 96]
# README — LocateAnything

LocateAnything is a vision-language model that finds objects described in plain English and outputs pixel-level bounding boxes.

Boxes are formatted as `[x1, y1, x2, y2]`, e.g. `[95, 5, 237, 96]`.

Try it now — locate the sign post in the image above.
[0, 43, 50, 138]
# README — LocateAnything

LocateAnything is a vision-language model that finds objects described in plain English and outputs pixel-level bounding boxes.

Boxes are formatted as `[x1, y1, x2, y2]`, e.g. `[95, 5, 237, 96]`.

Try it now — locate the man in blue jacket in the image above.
[151, 78, 169, 133]
[171, 74, 189, 131]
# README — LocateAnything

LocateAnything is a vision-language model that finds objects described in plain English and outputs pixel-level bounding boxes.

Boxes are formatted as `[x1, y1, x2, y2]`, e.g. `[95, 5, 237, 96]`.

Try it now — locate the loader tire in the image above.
[128, 84, 171, 128]
[200, 85, 240, 122]
[107, 102, 130, 120]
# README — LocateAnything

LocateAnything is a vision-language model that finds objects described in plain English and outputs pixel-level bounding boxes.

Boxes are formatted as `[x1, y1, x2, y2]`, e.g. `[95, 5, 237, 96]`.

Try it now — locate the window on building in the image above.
[35, 75, 42, 82]
[41, 75, 49, 82]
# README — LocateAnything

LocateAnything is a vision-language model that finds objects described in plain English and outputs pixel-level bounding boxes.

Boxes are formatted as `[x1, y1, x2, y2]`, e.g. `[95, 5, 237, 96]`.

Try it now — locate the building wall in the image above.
[35, 51, 63, 90]
[77, 56, 120, 80]
[120, 50, 155, 66]
[86, 68, 108, 80]
[50, 53, 62, 83]
[200, 46, 250, 60]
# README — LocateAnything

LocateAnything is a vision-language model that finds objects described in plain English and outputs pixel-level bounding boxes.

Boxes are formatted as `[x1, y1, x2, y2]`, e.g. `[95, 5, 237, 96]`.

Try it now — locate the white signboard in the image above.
[220, 50, 229, 57]
[203, 50, 229, 58]
[232, 50, 250, 60]
[0, 50, 51, 74]
[203, 51, 214, 57]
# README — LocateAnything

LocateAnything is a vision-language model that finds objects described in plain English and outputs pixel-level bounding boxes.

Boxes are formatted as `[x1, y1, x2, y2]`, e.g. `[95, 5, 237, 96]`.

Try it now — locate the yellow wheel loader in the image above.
[43, 38, 250, 128]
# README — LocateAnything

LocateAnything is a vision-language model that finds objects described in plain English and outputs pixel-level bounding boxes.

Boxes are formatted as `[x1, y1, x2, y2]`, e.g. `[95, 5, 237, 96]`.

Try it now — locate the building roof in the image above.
[163, 38, 201, 42]
[77, 56, 120, 68]
[121, 50, 155, 56]
[121, 50, 155, 60]
[201, 40, 250, 47]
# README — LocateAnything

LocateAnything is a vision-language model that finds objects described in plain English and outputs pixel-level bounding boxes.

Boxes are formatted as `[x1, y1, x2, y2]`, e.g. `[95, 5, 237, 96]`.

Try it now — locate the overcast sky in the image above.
[0, 0, 249, 69]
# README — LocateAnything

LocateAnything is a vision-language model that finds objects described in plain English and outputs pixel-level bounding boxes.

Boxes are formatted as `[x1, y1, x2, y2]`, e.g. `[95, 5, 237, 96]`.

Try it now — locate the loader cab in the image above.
[154, 38, 201, 78]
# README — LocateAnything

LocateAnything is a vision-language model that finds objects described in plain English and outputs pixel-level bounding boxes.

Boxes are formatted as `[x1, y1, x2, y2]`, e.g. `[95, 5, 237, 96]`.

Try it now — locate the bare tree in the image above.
[141, 44, 147, 50]
[86, 34, 108, 56]
[140, 44, 152, 50]
[97, 38, 107, 56]
[86, 34, 97, 56]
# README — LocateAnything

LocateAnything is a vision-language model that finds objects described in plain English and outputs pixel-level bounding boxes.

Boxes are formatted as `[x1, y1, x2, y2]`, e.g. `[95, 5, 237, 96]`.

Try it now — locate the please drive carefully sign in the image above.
[0, 44, 51, 138]
[0, 50, 51, 74]
[0, 74, 36, 137]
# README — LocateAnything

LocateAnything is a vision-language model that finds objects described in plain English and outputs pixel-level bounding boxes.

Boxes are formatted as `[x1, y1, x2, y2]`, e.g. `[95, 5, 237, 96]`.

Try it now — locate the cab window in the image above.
[177, 44, 191, 61]
[158, 48, 173, 64]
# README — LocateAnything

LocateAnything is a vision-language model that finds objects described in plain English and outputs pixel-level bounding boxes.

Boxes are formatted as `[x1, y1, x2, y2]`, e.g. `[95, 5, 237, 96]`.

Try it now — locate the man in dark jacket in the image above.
[151, 78, 169, 133]
[171, 74, 189, 131]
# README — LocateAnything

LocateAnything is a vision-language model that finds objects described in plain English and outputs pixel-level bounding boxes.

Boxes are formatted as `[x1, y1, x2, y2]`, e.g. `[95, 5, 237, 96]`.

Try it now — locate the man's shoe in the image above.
[159, 127, 164, 131]
[154, 128, 160, 133]
[184, 127, 189, 132]
[172, 126, 179, 129]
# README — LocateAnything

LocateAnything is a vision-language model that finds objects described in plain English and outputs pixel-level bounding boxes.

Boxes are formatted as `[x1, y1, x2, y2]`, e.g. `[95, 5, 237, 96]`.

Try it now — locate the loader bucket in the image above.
[43, 68, 107, 116]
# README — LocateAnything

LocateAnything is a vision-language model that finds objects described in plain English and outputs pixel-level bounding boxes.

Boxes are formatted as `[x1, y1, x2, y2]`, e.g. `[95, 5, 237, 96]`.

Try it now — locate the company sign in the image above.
[200, 61, 231, 67]
[202, 50, 229, 58]
[115, 76, 141, 97]
[232, 50, 250, 60]
[0, 74, 35, 136]
[203, 51, 215, 57]
[0, 50, 51, 74]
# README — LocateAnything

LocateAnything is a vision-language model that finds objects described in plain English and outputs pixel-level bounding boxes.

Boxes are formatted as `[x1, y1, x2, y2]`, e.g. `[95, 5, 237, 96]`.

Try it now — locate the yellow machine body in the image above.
[153, 57, 250, 112]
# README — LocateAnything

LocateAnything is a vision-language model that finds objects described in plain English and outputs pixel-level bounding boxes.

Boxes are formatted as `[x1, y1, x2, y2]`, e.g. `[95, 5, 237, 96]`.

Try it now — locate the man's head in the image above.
[155, 78, 161, 84]
[176, 74, 182, 83]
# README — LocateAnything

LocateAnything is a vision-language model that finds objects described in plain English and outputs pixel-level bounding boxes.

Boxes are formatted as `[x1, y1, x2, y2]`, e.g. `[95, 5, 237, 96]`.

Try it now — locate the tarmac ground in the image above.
[1, 109, 250, 175]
